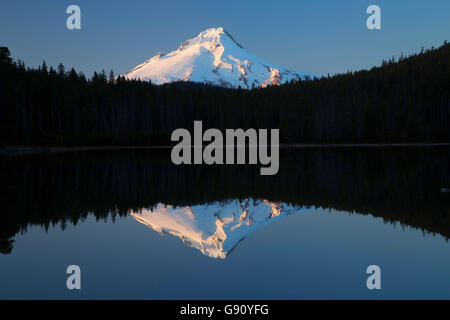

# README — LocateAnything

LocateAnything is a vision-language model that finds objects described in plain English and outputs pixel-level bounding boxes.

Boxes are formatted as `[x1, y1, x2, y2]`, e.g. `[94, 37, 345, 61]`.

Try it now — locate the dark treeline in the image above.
[0, 42, 449, 146]
[1, 147, 449, 253]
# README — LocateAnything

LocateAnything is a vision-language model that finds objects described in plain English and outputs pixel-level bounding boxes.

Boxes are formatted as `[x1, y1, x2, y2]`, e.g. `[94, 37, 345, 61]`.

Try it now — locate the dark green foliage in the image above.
[0, 42, 450, 146]
[0, 147, 449, 254]
[0, 47, 12, 65]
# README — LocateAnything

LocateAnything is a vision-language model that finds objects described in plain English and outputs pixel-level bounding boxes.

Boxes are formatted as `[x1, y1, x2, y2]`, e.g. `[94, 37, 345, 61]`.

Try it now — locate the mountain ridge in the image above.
[122, 27, 313, 89]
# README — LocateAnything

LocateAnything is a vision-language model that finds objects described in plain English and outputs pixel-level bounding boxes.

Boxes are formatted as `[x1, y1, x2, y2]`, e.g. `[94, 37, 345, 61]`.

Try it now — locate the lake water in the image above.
[0, 147, 449, 299]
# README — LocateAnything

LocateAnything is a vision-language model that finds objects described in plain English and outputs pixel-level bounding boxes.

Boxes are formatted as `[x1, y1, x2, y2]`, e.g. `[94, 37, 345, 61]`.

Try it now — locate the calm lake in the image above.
[0, 147, 449, 299]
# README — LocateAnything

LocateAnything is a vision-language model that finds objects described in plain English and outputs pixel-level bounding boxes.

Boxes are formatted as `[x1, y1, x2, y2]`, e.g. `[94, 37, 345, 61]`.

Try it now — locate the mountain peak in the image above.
[198, 26, 225, 36]
[122, 28, 313, 88]
[190, 27, 224, 44]
[180, 27, 243, 50]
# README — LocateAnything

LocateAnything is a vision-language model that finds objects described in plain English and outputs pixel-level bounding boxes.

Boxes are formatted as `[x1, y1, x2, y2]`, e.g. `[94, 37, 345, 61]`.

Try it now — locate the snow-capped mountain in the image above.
[122, 27, 313, 89]
[130, 199, 310, 259]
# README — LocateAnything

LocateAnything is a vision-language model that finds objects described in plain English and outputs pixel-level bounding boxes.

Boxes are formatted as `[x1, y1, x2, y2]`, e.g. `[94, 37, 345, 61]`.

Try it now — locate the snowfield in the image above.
[122, 27, 313, 89]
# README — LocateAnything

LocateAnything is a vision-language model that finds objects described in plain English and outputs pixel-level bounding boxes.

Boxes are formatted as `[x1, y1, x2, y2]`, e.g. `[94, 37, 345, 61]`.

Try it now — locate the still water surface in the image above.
[0, 147, 449, 299]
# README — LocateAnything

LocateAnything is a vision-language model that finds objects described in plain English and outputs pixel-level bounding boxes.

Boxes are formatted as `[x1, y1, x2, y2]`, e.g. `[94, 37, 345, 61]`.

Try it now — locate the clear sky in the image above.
[1, 0, 449, 77]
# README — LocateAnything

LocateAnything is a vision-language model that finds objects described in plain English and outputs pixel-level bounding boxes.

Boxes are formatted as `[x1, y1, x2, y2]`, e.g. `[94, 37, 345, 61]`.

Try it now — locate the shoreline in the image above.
[286, 142, 450, 148]
[1, 143, 449, 156]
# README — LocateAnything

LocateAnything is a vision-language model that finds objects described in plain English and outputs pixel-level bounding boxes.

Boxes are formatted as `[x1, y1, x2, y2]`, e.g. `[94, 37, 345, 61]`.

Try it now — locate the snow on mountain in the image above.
[122, 27, 313, 89]
[130, 199, 311, 259]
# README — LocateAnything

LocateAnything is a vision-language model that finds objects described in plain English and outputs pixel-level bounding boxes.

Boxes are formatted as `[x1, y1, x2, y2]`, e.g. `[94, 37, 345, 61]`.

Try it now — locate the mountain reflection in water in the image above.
[131, 199, 306, 258]
[0, 147, 449, 255]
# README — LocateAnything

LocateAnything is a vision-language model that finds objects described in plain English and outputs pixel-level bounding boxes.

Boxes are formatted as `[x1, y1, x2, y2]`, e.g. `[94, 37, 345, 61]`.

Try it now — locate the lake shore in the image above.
[1, 143, 450, 156]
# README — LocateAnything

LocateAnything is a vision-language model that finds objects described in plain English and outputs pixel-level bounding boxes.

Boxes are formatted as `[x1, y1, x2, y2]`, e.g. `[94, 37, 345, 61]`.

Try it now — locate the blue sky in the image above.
[1, 0, 449, 77]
